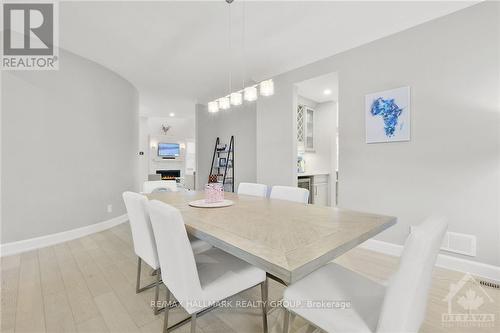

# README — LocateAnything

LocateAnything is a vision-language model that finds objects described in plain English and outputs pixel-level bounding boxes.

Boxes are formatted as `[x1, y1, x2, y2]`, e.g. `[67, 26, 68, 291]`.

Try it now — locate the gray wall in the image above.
[1, 49, 139, 243]
[255, 2, 499, 265]
[196, 103, 257, 191]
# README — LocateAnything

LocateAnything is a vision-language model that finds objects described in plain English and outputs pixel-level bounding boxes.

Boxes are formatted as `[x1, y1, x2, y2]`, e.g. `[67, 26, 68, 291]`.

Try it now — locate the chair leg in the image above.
[136, 257, 142, 293]
[136, 256, 161, 293]
[283, 309, 290, 333]
[190, 313, 197, 333]
[161, 283, 259, 332]
[153, 269, 161, 315]
[260, 280, 268, 333]
[163, 287, 171, 333]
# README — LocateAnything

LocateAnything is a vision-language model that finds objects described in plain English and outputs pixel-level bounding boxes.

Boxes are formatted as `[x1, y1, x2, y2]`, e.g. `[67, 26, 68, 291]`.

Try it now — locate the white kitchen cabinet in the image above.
[311, 174, 329, 206]
[313, 182, 329, 206]
[297, 174, 330, 206]
[297, 105, 314, 152]
[305, 107, 314, 151]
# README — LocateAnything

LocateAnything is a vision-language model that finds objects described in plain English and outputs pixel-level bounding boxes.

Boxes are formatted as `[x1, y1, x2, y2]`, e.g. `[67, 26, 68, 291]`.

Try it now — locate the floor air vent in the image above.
[480, 280, 500, 289]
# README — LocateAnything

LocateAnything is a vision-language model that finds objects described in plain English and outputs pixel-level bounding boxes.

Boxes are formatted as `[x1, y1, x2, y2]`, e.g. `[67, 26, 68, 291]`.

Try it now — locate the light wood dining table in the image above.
[147, 190, 396, 285]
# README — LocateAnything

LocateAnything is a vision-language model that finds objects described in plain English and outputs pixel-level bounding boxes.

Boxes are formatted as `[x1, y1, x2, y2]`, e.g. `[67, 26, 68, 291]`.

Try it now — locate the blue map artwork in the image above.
[370, 97, 403, 137]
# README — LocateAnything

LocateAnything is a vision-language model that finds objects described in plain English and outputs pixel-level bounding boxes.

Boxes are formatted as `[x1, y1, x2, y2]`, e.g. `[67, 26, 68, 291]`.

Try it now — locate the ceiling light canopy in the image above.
[169, 112, 175, 117]
[323, 89, 332, 95]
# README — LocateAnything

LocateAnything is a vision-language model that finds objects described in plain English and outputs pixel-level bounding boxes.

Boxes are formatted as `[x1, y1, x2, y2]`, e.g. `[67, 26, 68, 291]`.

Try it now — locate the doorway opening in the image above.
[294, 72, 338, 206]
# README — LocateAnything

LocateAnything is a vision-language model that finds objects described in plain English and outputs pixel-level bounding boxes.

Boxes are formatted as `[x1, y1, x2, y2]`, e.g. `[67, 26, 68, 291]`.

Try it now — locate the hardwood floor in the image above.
[1, 223, 498, 333]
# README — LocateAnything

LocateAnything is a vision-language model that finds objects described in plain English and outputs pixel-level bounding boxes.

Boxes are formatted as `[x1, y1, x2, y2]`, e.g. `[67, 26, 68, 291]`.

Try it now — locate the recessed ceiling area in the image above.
[58, 1, 478, 117]
[296, 72, 339, 104]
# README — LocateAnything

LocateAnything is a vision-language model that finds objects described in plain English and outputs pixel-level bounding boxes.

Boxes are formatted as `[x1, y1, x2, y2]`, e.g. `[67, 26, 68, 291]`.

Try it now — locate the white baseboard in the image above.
[360, 239, 500, 283]
[0, 214, 128, 257]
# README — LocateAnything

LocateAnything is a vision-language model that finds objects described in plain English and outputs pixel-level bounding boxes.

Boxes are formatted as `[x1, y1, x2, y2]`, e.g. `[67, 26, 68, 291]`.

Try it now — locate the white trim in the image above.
[0, 214, 128, 257]
[360, 239, 500, 283]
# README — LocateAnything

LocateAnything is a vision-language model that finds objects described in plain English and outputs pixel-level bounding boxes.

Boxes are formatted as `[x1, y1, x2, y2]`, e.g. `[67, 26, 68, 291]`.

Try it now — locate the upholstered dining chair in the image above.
[143, 180, 178, 193]
[147, 200, 269, 333]
[237, 182, 268, 197]
[281, 216, 448, 333]
[122, 192, 211, 315]
[270, 185, 309, 204]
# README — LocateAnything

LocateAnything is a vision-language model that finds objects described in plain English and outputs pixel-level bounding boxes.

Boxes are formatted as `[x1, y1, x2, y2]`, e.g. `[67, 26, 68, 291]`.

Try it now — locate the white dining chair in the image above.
[238, 182, 268, 197]
[147, 200, 268, 333]
[270, 185, 309, 204]
[281, 216, 447, 333]
[122, 192, 211, 315]
[143, 180, 178, 193]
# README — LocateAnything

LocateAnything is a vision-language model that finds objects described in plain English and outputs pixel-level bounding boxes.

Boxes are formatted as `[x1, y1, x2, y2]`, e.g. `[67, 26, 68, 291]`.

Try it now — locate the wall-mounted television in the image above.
[158, 143, 180, 157]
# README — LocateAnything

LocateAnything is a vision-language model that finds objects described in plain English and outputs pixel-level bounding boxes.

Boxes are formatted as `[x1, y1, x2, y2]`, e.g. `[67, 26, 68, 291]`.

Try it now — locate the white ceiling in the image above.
[59, 1, 477, 117]
[297, 72, 338, 104]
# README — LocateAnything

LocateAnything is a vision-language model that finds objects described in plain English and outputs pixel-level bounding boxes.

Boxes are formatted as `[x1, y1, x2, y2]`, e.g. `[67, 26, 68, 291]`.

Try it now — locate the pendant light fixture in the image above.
[230, 92, 242, 105]
[244, 86, 257, 101]
[208, 0, 274, 113]
[219, 96, 230, 110]
[208, 101, 219, 113]
[259, 79, 274, 96]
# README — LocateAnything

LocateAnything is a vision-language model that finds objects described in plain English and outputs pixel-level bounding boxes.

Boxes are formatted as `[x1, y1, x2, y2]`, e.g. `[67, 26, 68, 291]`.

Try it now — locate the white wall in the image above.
[314, 101, 337, 206]
[1, 49, 139, 243]
[138, 116, 150, 183]
[147, 117, 195, 142]
[255, 2, 499, 266]
[196, 103, 257, 191]
[257, 84, 297, 188]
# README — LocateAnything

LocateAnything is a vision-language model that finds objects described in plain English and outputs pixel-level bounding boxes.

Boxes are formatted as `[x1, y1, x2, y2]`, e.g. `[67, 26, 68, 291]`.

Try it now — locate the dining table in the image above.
[146, 190, 396, 285]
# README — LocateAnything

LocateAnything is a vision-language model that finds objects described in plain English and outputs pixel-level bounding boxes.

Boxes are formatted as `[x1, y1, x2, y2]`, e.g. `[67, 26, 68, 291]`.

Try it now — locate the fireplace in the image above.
[156, 170, 180, 181]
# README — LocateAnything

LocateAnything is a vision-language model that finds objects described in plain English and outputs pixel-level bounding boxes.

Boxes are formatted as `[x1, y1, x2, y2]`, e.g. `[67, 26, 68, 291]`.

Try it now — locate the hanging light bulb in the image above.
[260, 79, 274, 96]
[219, 96, 230, 110]
[208, 101, 219, 113]
[230, 92, 242, 106]
[244, 86, 258, 102]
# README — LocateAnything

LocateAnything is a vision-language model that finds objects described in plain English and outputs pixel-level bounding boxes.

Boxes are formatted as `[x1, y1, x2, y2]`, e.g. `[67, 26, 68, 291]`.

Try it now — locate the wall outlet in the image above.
[107, 204, 113, 213]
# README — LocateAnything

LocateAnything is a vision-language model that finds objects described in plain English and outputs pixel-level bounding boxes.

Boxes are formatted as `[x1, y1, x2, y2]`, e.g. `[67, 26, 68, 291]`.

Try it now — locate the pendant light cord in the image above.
[242, 0, 246, 90]
[228, 3, 232, 95]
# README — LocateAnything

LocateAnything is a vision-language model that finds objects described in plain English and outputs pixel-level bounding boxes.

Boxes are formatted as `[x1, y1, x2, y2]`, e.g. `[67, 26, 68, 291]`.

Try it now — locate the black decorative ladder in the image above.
[208, 136, 234, 192]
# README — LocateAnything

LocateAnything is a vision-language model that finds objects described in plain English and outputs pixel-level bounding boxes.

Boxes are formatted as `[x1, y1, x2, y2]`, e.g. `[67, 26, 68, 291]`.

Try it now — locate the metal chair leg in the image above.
[136, 257, 142, 293]
[163, 287, 171, 333]
[136, 256, 161, 293]
[190, 313, 197, 333]
[154, 269, 161, 315]
[261, 280, 268, 333]
[162, 283, 263, 332]
[283, 309, 290, 333]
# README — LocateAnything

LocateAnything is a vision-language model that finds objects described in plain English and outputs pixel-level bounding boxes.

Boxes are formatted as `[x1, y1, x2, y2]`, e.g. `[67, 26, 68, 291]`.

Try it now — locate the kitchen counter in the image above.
[298, 171, 330, 177]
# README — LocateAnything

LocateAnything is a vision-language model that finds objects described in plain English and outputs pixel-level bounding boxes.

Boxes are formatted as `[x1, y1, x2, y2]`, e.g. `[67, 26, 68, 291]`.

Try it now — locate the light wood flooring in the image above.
[1, 222, 498, 333]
